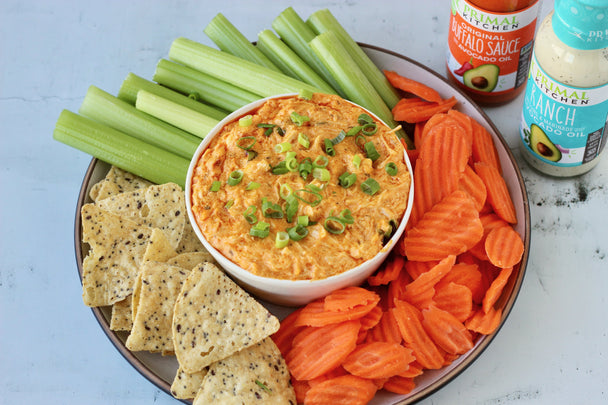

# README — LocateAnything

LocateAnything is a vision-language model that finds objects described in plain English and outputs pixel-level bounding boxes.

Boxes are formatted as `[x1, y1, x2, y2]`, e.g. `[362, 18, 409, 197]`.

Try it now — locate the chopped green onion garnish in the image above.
[279, 183, 294, 199]
[330, 130, 346, 145]
[283, 194, 299, 222]
[258, 123, 284, 137]
[286, 157, 299, 172]
[339, 172, 357, 188]
[246, 150, 258, 161]
[210, 180, 222, 192]
[275, 231, 290, 248]
[297, 215, 309, 226]
[385, 162, 398, 176]
[299, 88, 314, 100]
[358, 113, 374, 125]
[290, 111, 310, 126]
[275, 142, 292, 153]
[298, 133, 310, 148]
[355, 135, 366, 150]
[286, 151, 296, 160]
[313, 155, 328, 168]
[313, 167, 330, 182]
[262, 197, 283, 218]
[250, 221, 270, 238]
[294, 188, 323, 206]
[237, 136, 256, 150]
[324, 139, 335, 156]
[287, 224, 309, 241]
[246, 181, 260, 190]
[227, 170, 244, 186]
[306, 184, 323, 193]
[364, 141, 380, 161]
[271, 161, 289, 175]
[352, 154, 362, 169]
[338, 209, 354, 224]
[298, 158, 313, 180]
[361, 122, 377, 136]
[324, 217, 345, 234]
[239, 114, 253, 127]
[361, 178, 380, 195]
[225, 199, 234, 209]
[346, 125, 362, 136]
[243, 205, 258, 225]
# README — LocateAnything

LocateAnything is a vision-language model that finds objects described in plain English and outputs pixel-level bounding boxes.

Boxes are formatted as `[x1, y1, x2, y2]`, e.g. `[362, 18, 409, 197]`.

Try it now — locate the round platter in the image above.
[74, 43, 530, 404]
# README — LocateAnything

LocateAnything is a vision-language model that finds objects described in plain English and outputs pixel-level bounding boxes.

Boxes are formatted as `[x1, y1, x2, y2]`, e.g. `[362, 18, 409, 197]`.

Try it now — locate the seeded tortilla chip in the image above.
[126, 261, 190, 353]
[171, 366, 208, 400]
[81, 203, 152, 307]
[167, 251, 215, 270]
[90, 166, 153, 202]
[110, 296, 133, 331]
[143, 228, 178, 263]
[96, 183, 186, 250]
[193, 337, 296, 405]
[172, 262, 280, 373]
[176, 218, 206, 253]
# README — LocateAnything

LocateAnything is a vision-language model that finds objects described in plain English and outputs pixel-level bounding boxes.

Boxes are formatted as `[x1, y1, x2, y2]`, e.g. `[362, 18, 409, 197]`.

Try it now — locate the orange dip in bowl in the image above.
[190, 93, 411, 280]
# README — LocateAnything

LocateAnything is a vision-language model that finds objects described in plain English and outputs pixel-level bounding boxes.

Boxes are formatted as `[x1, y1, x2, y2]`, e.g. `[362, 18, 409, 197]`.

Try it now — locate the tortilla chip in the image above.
[96, 183, 186, 250]
[171, 366, 208, 400]
[110, 296, 133, 331]
[81, 203, 152, 307]
[90, 166, 153, 202]
[172, 262, 280, 373]
[176, 218, 206, 253]
[126, 261, 190, 353]
[167, 251, 215, 270]
[143, 228, 178, 263]
[193, 337, 296, 405]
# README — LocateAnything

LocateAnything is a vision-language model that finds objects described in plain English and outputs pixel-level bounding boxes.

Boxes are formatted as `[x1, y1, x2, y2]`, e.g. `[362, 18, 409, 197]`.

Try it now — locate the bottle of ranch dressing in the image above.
[519, 0, 608, 176]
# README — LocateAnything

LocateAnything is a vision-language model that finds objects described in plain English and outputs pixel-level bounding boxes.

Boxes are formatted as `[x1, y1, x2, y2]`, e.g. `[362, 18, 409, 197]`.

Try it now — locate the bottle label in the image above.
[520, 52, 608, 167]
[447, 0, 541, 94]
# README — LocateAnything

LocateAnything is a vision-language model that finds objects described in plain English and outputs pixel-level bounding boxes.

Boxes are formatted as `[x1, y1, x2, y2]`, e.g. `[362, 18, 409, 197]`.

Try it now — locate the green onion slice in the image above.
[297, 215, 309, 227]
[339, 172, 357, 188]
[279, 183, 294, 199]
[330, 130, 346, 145]
[257, 123, 284, 137]
[338, 209, 354, 224]
[358, 113, 374, 125]
[275, 231, 290, 248]
[236, 136, 256, 150]
[294, 188, 323, 206]
[275, 142, 292, 153]
[346, 126, 362, 136]
[385, 162, 398, 176]
[261, 197, 283, 218]
[225, 199, 234, 209]
[239, 115, 253, 127]
[271, 161, 289, 175]
[286, 157, 299, 172]
[210, 180, 221, 192]
[364, 141, 380, 161]
[246, 181, 260, 190]
[290, 111, 310, 126]
[227, 170, 244, 186]
[361, 178, 380, 196]
[313, 167, 330, 182]
[324, 217, 345, 234]
[246, 150, 258, 161]
[352, 154, 362, 169]
[287, 224, 309, 241]
[299, 89, 314, 100]
[299, 158, 313, 180]
[298, 133, 310, 148]
[324, 139, 335, 156]
[283, 194, 299, 223]
[250, 221, 270, 238]
[313, 155, 329, 168]
[362, 123, 378, 136]
[242, 205, 258, 225]
[355, 135, 366, 150]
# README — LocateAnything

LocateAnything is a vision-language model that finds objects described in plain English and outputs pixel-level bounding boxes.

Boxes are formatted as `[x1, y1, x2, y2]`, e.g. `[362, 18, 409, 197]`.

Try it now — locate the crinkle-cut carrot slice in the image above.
[382, 375, 417, 395]
[291, 378, 310, 404]
[418, 113, 448, 146]
[413, 120, 426, 150]
[272, 308, 304, 356]
[367, 310, 403, 345]
[468, 213, 510, 261]
[324, 286, 381, 312]
[403, 255, 456, 309]
[286, 320, 361, 381]
[398, 361, 424, 378]
[307, 366, 348, 387]
[474, 161, 517, 224]
[470, 118, 502, 173]
[304, 374, 378, 405]
[482, 266, 514, 313]
[465, 306, 503, 335]
[392, 96, 459, 123]
[447, 109, 474, 135]
[485, 225, 525, 269]
[367, 254, 405, 286]
[392, 299, 445, 369]
[359, 305, 383, 332]
[437, 262, 485, 304]
[459, 164, 487, 212]
[387, 266, 413, 306]
[295, 291, 379, 328]
[404, 260, 438, 280]
[433, 281, 473, 322]
[421, 115, 473, 157]
[403, 190, 484, 261]
[342, 341, 415, 379]
[384, 70, 443, 103]
[421, 305, 474, 355]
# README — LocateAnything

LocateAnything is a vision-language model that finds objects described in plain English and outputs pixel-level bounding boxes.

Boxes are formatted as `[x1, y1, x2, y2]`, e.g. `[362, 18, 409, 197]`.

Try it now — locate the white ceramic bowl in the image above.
[184, 93, 415, 306]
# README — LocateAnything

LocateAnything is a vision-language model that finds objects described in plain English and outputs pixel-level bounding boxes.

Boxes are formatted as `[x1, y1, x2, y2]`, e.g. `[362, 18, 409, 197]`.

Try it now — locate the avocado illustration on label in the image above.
[529, 124, 562, 162]
[463, 64, 499, 92]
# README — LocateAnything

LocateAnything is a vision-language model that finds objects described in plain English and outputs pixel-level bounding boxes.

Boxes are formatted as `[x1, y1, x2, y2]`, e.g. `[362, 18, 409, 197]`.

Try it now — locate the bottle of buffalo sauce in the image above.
[446, 0, 542, 104]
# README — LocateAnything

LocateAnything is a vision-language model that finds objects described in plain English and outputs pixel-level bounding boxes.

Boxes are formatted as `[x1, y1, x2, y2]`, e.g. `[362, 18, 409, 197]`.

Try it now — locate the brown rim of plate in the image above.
[73, 43, 530, 405]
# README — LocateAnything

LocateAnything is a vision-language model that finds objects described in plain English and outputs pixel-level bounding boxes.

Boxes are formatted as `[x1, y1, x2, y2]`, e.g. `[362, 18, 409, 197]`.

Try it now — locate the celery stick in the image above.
[78, 85, 200, 160]
[53, 110, 190, 187]
[307, 9, 401, 109]
[271, 7, 344, 97]
[168, 37, 328, 98]
[118, 73, 228, 121]
[309, 31, 412, 146]
[256, 29, 336, 94]
[136, 90, 219, 139]
[204, 12, 281, 72]
[154, 59, 260, 112]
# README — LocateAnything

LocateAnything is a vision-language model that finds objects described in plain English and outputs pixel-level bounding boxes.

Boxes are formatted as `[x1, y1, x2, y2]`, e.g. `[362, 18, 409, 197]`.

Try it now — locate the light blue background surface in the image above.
[2, 1, 607, 404]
